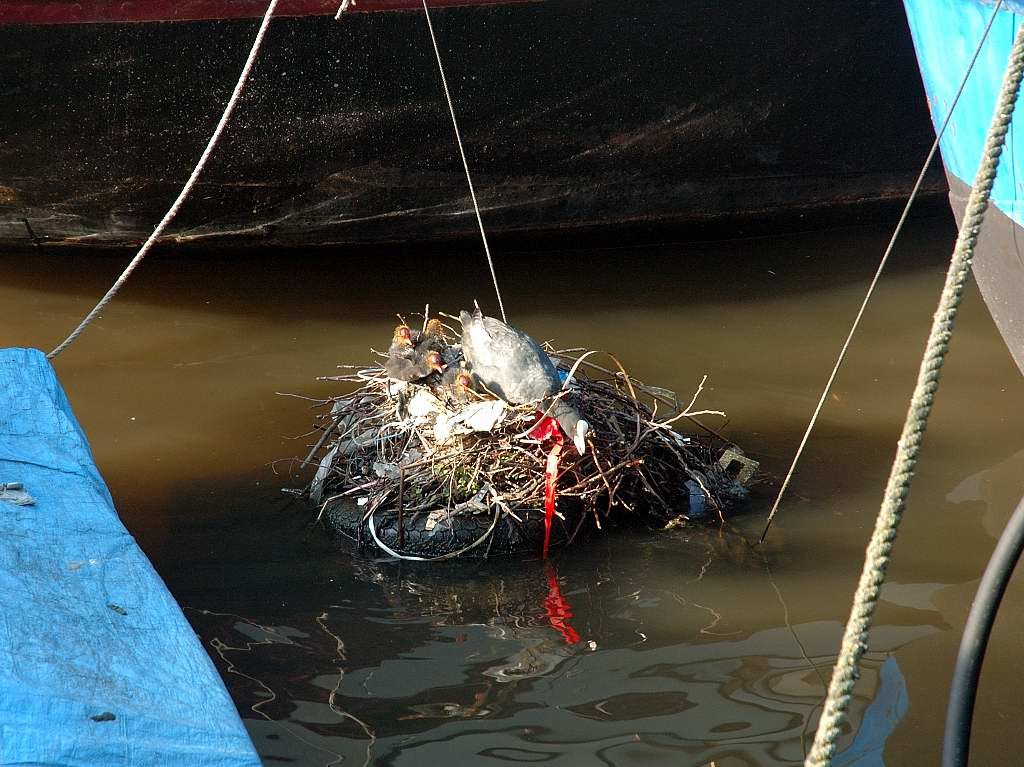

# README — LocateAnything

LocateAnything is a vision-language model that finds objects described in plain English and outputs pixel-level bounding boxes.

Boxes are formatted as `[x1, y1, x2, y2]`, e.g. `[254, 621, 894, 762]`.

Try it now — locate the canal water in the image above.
[2, 215, 1023, 766]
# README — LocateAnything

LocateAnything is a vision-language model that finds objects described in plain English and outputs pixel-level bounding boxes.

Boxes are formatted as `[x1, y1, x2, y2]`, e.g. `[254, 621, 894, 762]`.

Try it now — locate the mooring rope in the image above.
[805, 16, 1024, 767]
[46, 0, 280, 359]
[759, 0, 1005, 543]
[421, 0, 508, 323]
[334, 0, 353, 21]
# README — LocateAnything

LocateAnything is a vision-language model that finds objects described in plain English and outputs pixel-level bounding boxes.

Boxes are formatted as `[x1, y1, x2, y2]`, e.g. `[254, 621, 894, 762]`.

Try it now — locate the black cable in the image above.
[943, 493, 1024, 767]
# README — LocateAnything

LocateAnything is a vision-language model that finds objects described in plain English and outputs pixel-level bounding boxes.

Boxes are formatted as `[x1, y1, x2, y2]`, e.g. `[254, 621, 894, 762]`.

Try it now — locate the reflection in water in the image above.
[186, 533, 915, 766]
[3, 216, 1024, 764]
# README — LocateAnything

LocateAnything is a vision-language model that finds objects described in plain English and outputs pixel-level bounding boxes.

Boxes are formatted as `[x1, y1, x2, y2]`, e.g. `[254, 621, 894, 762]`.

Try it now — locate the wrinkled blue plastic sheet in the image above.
[0, 348, 259, 767]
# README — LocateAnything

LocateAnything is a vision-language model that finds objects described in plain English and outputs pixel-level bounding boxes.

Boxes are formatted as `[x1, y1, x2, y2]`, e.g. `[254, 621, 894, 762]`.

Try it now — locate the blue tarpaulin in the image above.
[0, 348, 259, 766]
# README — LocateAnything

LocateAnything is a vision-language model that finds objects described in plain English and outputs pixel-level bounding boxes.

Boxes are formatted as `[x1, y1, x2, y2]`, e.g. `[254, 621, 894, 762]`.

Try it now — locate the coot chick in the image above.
[417, 318, 446, 353]
[437, 364, 477, 405]
[385, 349, 445, 382]
[388, 324, 416, 360]
[385, 319, 449, 382]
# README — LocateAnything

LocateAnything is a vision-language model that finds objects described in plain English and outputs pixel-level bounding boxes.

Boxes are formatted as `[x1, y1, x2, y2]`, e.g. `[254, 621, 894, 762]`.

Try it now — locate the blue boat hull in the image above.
[0, 348, 259, 766]
[904, 0, 1024, 373]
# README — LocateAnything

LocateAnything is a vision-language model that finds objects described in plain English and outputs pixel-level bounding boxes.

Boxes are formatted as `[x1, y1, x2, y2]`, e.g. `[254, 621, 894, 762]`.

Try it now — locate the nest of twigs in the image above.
[299, 329, 754, 560]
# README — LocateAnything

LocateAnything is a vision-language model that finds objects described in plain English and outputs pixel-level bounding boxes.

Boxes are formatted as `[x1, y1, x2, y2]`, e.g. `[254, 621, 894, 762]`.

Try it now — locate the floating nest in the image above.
[298, 318, 757, 561]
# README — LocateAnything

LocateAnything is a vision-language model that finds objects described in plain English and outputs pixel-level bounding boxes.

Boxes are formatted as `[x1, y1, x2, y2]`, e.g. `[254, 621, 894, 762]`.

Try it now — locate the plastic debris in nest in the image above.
[296, 312, 758, 561]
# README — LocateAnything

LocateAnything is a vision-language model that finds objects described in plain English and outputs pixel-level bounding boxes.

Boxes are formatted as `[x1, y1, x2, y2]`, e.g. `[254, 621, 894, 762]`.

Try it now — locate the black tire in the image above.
[322, 498, 587, 559]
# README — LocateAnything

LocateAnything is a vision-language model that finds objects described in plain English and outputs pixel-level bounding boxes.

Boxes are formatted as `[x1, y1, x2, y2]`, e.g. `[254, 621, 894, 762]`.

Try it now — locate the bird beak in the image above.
[573, 434, 586, 455]
[573, 420, 590, 455]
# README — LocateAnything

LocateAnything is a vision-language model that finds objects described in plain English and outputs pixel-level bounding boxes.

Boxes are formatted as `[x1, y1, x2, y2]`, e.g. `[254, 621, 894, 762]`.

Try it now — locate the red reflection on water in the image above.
[543, 563, 580, 645]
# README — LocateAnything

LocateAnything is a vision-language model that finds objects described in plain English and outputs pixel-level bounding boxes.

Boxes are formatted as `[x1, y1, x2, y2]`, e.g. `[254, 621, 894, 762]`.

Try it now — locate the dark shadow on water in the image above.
[0, 213, 957, 323]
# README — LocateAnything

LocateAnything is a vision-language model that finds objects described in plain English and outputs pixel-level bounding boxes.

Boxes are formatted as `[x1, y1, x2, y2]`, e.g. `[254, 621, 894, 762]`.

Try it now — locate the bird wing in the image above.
[472, 319, 559, 403]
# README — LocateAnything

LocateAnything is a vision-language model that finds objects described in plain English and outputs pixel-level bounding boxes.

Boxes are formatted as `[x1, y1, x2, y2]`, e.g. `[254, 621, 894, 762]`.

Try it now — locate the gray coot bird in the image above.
[459, 307, 589, 454]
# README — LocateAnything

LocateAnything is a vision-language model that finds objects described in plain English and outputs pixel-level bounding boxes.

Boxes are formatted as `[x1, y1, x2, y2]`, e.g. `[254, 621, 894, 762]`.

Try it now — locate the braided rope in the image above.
[47, 0, 279, 359]
[805, 17, 1024, 767]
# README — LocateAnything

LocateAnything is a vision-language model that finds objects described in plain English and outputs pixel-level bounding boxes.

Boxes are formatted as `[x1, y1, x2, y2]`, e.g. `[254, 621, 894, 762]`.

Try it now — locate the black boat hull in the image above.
[0, 1, 942, 247]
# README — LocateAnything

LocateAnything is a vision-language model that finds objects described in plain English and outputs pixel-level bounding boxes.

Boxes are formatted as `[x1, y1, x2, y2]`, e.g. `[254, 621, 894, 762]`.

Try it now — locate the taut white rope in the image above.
[759, 0, 1005, 543]
[421, 0, 508, 322]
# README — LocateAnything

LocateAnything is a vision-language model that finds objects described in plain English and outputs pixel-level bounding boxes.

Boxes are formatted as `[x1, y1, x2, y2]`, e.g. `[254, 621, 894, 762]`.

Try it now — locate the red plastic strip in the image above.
[542, 440, 562, 559]
[529, 412, 564, 559]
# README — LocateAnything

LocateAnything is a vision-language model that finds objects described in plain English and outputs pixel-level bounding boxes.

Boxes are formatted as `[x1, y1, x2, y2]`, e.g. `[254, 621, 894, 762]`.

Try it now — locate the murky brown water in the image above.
[3, 215, 1023, 766]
